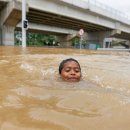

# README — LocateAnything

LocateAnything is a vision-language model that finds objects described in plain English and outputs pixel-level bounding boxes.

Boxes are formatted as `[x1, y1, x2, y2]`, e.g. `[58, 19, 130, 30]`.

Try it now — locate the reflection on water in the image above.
[0, 46, 130, 130]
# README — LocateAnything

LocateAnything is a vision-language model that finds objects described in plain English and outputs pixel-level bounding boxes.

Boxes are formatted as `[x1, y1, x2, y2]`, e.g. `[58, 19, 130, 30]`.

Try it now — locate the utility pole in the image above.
[22, 0, 28, 47]
[79, 29, 84, 50]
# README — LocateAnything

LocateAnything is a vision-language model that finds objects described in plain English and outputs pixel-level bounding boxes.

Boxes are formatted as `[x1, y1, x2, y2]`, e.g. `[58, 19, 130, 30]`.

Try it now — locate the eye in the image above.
[75, 68, 80, 73]
[65, 68, 71, 72]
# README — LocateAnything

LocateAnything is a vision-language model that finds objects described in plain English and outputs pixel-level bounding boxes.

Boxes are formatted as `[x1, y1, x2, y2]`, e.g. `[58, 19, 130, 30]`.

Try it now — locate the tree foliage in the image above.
[15, 31, 58, 46]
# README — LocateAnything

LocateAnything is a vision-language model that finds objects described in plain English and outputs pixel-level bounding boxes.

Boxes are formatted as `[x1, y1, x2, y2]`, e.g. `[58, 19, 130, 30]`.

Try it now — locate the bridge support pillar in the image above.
[0, 27, 2, 45]
[87, 31, 111, 48]
[57, 35, 72, 47]
[127, 40, 130, 48]
[0, 0, 23, 45]
[1, 25, 15, 45]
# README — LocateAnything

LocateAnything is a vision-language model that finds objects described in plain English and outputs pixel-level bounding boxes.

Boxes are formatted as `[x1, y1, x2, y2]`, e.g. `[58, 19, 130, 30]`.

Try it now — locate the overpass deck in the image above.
[27, 8, 112, 32]
[0, 0, 130, 46]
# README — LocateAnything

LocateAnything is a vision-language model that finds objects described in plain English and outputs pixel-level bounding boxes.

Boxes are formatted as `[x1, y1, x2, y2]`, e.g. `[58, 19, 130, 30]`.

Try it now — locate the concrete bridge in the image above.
[0, 0, 130, 47]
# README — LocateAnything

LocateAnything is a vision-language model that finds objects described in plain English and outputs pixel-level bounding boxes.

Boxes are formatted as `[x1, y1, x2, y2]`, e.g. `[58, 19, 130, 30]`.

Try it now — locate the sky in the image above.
[97, 0, 130, 15]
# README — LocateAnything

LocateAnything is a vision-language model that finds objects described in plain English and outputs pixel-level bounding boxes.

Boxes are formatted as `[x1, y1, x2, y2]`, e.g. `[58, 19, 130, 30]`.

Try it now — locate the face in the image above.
[60, 61, 81, 82]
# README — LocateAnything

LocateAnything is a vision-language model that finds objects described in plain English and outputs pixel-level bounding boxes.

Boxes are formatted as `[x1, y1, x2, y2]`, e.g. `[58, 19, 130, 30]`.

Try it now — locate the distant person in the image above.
[59, 58, 81, 82]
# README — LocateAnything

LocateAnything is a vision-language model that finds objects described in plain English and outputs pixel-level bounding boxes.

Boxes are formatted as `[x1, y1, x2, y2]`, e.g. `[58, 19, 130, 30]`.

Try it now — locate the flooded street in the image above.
[0, 46, 130, 130]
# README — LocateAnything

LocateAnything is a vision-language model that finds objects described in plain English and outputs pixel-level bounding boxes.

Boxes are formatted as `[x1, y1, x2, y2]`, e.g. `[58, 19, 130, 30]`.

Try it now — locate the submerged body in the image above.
[0, 46, 130, 130]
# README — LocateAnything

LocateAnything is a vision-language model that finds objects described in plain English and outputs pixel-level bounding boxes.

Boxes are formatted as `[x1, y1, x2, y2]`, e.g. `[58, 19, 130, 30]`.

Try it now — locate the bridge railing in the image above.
[61, 0, 130, 25]
[60, 0, 89, 9]
[84, 0, 130, 24]
[89, 0, 129, 18]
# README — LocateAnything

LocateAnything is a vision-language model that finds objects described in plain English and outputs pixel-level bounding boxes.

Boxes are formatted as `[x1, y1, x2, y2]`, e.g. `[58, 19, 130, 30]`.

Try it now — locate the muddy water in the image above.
[0, 46, 130, 130]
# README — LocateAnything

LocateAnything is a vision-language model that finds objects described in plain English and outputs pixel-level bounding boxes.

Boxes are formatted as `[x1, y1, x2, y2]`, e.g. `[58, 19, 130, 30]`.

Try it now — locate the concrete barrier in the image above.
[97, 48, 130, 52]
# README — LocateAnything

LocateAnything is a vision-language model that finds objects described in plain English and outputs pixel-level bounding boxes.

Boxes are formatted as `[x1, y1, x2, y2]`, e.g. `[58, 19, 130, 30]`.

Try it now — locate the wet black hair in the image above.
[59, 58, 81, 74]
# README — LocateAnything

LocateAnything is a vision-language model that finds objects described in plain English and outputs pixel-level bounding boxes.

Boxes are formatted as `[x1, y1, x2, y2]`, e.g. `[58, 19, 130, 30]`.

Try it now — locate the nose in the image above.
[70, 70, 76, 75]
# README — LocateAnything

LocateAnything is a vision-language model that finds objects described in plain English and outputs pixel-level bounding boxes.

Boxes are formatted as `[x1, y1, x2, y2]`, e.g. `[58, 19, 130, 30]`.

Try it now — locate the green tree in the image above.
[15, 31, 58, 46]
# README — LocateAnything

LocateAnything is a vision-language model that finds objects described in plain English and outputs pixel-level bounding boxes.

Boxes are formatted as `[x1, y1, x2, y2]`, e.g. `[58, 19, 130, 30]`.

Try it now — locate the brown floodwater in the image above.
[0, 46, 130, 130]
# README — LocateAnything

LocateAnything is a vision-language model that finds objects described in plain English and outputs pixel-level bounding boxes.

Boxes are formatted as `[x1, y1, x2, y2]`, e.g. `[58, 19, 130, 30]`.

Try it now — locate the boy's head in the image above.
[59, 58, 81, 82]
